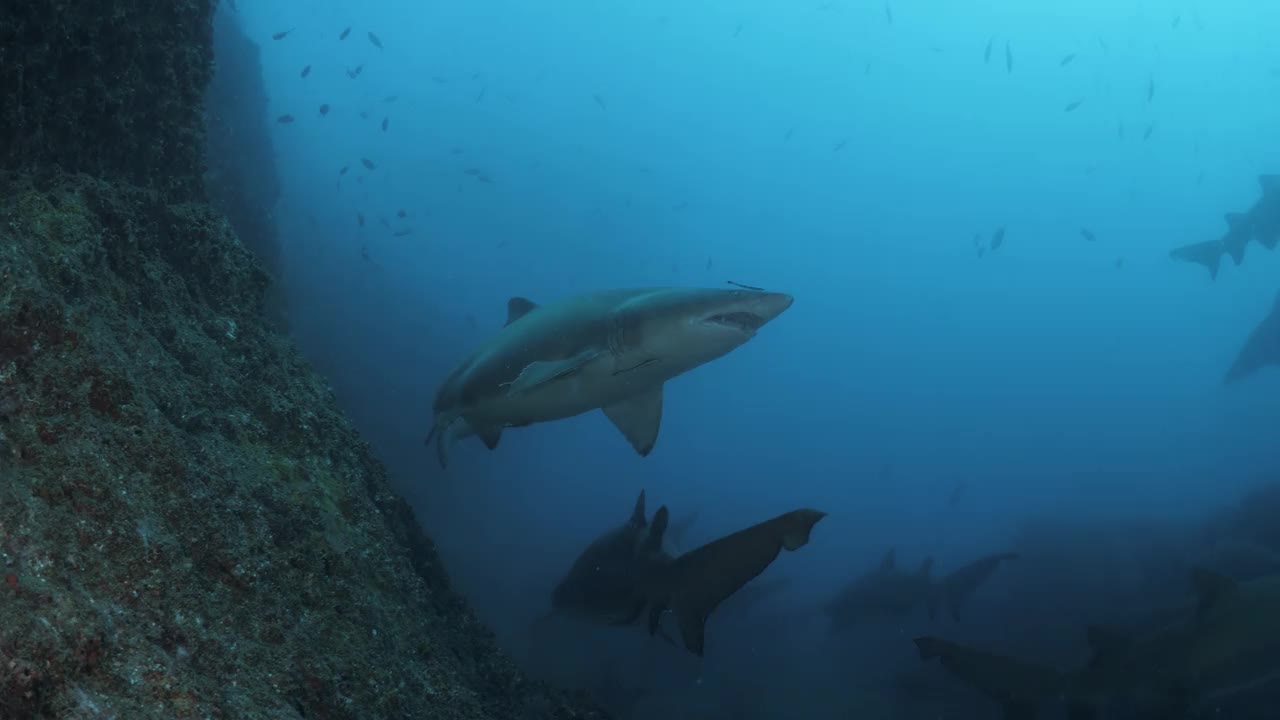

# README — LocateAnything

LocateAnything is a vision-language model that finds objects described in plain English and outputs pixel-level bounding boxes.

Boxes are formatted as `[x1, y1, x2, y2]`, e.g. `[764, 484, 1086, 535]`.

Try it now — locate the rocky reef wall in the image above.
[0, 1, 605, 718]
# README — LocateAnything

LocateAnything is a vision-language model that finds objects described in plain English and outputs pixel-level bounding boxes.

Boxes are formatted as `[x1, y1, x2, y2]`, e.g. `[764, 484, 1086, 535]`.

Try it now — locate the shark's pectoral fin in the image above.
[433, 415, 475, 469]
[602, 385, 664, 456]
[503, 350, 599, 397]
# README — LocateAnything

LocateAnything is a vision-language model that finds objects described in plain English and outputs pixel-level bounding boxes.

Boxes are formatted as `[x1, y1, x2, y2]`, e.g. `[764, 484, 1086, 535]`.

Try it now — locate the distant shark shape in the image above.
[547, 490, 826, 656]
[930, 552, 1019, 622]
[1170, 174, 1280, 280]
[425, 286, 794, 468]
[826, 549, 1017, 628]
[1223, 290, 1280, 384]
[913, 567, 1280, 719]
[825, 548, 935, 627]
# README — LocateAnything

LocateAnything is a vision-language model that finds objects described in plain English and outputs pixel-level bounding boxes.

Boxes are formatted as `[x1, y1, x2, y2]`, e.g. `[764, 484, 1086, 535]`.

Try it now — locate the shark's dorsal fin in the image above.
[630, 490, 647, 527]
[505, 297, 539, 326]
[880, 548, 897, 572]
[602, 385, 664, 457]
[1190, 566, 1237, 617]
[641, 506, 669, 556]
[1085, 625, 1131, 669]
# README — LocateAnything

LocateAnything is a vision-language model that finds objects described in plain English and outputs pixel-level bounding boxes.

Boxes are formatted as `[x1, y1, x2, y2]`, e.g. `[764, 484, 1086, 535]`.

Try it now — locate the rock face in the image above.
[0, 3, 606, 720]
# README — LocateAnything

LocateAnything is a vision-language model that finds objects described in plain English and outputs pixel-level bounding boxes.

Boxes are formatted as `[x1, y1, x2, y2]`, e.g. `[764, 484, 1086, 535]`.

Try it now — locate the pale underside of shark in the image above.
[425, 286, 793, 468]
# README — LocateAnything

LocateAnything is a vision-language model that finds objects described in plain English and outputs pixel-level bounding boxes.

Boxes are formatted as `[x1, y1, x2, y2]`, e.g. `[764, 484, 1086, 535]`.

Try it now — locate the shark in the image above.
[547, 490, 826, 656]
[825, 549, 1017, 628]
[930, 552, 1019, 622]
[825, 548, 936, 628]
[425, 286, 794, 468]
[913, 567, 1280, 719]
[1223, 290, 1280, 384]
[1170, 175, 1280, 280]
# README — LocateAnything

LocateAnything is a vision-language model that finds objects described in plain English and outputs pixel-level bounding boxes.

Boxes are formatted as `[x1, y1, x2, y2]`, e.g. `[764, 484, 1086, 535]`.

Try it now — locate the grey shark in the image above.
[825, 549, 935, 628]
[1170, 174, 1280, 280]
[914, 568, 1280, 719]
[1224, 291, 1280, 384]
[931, 552, 1019, 622]
[425, 286, 794, 467]
[548, 490, 826, 656]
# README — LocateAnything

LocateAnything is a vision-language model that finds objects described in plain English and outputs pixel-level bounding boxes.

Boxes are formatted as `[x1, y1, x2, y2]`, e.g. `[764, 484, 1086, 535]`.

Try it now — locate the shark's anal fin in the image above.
[505, 297, 539, 326]
[602, 385, 664, 456]
[475, 425, 502, 450]
[641, 506, 669, 555]
[503, 350, 598, 397]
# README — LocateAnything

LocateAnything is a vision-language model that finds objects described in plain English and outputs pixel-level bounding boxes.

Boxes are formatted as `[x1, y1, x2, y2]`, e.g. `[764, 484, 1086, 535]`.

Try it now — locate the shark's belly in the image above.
[477, 357, 669, 426]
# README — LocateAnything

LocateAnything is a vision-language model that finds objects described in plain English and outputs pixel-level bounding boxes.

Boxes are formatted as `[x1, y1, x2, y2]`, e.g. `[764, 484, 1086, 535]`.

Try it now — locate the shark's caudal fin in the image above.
[646, 509, 826, 656]
[629, 490, 647, 527]
[602, 385, 664, 456]
[1169, 240, 1224, 280]
[1223, 291, 1280, 384]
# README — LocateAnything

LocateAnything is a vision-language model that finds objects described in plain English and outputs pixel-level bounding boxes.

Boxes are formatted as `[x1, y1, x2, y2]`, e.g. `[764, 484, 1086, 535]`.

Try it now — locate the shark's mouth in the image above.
[704, 311, 766, 333]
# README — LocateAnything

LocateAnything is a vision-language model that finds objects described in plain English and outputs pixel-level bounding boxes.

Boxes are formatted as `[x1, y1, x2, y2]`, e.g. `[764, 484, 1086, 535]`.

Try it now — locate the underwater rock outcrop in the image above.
[203, 8, 288, 329]
[0, 2, 607, 719]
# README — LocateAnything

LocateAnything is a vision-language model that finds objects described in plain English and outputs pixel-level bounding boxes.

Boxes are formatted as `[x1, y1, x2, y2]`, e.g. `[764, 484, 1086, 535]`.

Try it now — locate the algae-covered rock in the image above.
[0, 172, 607, 719]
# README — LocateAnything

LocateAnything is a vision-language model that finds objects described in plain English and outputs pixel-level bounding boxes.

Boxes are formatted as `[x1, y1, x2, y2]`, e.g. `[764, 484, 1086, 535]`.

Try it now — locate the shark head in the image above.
[622, 287, 794, 370]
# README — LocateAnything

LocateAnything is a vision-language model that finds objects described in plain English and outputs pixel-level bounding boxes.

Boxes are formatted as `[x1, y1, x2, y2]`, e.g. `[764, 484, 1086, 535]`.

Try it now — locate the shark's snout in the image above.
[703, 292, 793, 333]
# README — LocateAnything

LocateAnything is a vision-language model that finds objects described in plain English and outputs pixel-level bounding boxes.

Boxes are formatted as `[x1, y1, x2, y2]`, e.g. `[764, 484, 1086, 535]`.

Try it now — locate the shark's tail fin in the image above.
[1169, 240, 1223, 280]
[646, 509, 826, 656]
[914, 636, 1062, 720]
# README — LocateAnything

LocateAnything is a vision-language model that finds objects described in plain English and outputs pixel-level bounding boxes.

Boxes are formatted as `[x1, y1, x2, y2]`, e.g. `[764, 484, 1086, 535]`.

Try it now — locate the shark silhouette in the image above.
[1169, 175, 1280, 279]
[547, 490, 826, 656]
[1224, 291, 1280, 384]
[425, 286, 794, 467]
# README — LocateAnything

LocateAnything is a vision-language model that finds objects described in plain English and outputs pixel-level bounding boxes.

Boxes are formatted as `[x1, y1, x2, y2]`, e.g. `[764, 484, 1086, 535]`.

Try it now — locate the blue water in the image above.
[225, 1, 1279, 716]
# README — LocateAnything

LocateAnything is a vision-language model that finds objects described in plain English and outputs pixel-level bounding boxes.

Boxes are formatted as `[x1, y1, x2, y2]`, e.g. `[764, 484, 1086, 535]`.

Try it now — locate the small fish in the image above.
[991, 226, 1006, 250]
[1064, 99, 1084, 112]
[397, 209, 407, 218]
[1196, 170, 1205, 186]
[339, 26, 351, 41]
[977, 247, 986, 258]
[276, 114, 295, 124]
[381, 117, 389, 131]
[1143, 123, 1156, 141]
[1005, 42, 1013, 73]
[972, 233, 982, 247]
[464, 168, 481, 175]
[884, 3, 893, 25]
[432, 76, 449, 84]
[832, 139, 847, 152]
[1080, 228, 1096, 242]
[1060, 53, 1076, 67]
[300, 65, 311, 78]
[784, 128, 794, 141]
[1097, 36, 1109, 54]
[359, 111, 368, 119]
[319, 103, 330, 116]
[357, 213, 365, 227]
[368, 32, 383, 49]
[380, 217, 392, 230]
[1147, 75, 1155, 102]
[361, 246, 372, 263]
[1115, 257, 1125, 270]
[673, 201, 688, 211]
[706, 256, 713, 270]
[393, 229, 413, 237]
[984, 37, 993, 64]
[272, 29, 294, 41]
[733, 22, 743, 38]
[1117, 120, 1125, 139]
[1172, 15, 1181, 29]
[338, 165, 349, 176]
[361, 158, 376, 170]
[592, 94, 607, 111]
[475, 87, 487, 103]
[727, 280, 766, 291]
[347, 65, 364, 79]
[383, 95, 399, 103]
